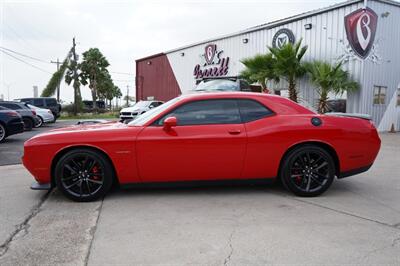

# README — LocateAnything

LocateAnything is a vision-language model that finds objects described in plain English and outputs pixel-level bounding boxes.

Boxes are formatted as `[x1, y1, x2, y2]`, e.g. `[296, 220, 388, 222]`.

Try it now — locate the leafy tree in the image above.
[65, 56, 83, 115]
[41, 56, 69, 97]
[240, 53, 279, 91]
[269, 40, 308, 102]
[80, 48, 110, 112]
[305, 61, 359, 113]
[97, 72, 122, 108]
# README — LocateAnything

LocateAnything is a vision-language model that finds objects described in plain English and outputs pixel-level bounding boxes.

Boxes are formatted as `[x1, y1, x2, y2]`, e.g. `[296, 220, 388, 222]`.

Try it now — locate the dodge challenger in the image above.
[23, 92, 381, 202]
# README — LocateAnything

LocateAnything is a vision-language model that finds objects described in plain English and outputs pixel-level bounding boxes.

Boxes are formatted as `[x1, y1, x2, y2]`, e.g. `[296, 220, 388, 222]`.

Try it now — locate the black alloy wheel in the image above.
[280, 145, 335, 197]
[55, 149, 113, 202]
[0, 124, 6, 142]
[23, 118, 33, 131]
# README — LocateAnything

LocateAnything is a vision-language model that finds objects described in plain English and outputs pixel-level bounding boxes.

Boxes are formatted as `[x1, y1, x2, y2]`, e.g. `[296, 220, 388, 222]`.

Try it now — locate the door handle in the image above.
[228, 129, 241, 135]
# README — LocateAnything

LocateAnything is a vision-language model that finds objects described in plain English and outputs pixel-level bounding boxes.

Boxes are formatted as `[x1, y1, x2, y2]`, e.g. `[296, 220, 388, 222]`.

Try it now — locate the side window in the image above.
[34, 99, 44, 106]
[156, 99, 241, 126]
[45, 98, 57, 106]
[1, 103, 19, 110]
[238, 99, 273, 122]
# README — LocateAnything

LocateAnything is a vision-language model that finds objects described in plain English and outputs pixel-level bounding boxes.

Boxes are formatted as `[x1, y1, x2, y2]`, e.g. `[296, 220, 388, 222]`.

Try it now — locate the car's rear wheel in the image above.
[34, 116, 43, 128]
[280, 145, 335, 197]
[23, 118, 33, 131]
[0, 124, 6, 142]
[55, 149, 113, 202]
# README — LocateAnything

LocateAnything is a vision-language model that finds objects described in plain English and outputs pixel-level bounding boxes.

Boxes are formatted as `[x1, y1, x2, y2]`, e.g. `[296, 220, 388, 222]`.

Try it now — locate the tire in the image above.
[0, 123, 6, 142]
[23, 118, 33, 131]
[34, 116, 43, 128]
[280, 145, 335, 197]
[55, 149, 114, 202]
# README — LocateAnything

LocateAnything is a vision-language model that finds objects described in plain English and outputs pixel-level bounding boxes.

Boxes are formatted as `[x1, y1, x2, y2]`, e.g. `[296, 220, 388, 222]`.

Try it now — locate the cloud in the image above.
[1, 0, 340, 102]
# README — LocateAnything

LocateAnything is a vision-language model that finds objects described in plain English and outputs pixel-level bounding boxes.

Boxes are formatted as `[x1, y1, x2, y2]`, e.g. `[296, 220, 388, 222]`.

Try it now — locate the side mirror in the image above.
[163, 116, 177, 131]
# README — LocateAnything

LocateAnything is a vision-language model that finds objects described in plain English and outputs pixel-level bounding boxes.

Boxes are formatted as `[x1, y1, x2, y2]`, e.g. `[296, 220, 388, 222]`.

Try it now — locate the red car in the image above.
[23, 92, 381, 202]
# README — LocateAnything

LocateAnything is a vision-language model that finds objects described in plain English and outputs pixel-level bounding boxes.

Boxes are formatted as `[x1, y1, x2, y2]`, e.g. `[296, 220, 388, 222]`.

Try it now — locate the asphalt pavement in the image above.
[0, 120, 76, 166]
[0, 131, 399, 265]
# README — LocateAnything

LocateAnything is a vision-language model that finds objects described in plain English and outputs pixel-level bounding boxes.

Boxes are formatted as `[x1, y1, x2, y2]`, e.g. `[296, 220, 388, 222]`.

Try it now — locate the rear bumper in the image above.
[30, 181, 51, 190]
[339, 164, 372, 179]
[7, 121, 24, 135]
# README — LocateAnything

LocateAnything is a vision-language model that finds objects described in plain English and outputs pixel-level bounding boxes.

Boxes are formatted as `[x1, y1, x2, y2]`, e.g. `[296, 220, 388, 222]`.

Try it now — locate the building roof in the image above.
[136, 0, 399, 61]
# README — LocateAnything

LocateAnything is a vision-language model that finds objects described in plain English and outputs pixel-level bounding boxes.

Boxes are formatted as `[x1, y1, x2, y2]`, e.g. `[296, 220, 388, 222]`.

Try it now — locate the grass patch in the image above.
[59, 112, 119, 120]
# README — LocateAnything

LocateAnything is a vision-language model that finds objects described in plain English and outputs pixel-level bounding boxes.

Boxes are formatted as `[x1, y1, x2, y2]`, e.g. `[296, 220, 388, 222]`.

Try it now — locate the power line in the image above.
[0, 46, 50, 64]
[110, 71, 135, 76]
[1, 49, 52, 74]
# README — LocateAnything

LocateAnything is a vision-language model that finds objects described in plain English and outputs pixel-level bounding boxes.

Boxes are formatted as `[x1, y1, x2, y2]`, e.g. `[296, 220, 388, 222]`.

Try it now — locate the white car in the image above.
[28, 104, 55, 127]
[120, 100, 163, 122]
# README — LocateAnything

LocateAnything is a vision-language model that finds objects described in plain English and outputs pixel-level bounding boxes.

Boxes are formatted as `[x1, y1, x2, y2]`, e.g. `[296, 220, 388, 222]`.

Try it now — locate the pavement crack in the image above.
[392, 235, 400, 247]
[84, 198, 104, 266]
[223, 229, 235, 266]
[288, 196, 400, 230]
[0, 189, 52, 257]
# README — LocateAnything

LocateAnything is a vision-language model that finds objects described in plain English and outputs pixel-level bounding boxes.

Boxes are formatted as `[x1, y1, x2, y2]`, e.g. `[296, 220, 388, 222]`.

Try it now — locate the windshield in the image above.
[194, 80, 239, 92]
[128, 97, 181, 126]
[130, 101, 149, 108]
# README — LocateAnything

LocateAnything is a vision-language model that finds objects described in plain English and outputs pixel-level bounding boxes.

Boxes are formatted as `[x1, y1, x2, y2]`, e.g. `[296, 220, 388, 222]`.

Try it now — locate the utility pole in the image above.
[126, 85, 130, 106]
[71, 37, 79, 115]
[51, 58, 61, 102]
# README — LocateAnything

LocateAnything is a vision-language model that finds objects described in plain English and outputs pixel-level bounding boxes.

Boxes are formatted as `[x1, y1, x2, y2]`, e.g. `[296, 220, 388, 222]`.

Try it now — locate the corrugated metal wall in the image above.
[165, 0, 400, 126]
[136, 54, 182, 102]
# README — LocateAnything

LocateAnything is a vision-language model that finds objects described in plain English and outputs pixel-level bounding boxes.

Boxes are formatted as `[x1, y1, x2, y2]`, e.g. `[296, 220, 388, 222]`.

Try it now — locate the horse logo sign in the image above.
[204, 44, 217, 65]
[345, 7, 378, 59]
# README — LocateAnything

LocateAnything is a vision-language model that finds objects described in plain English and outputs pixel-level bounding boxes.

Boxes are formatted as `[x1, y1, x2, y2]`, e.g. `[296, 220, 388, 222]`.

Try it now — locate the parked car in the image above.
[0, 101, 40, 131]
[82, 100, 106, 110]
[0, 106, 25, 142]
[193, 77, 251, 93]
[326, 99, 346, 113]
[27, 104, 55, 127]
[16, 97, 61, 121]
[23, 92, 381, 202]
[120, 100, 164, 122]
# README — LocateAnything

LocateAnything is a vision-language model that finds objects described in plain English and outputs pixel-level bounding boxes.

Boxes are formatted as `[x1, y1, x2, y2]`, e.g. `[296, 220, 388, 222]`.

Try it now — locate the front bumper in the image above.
[30, 181, 51, 190]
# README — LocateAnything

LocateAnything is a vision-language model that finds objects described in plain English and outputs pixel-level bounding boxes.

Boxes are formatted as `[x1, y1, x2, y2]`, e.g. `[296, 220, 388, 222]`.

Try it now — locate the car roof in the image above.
[176, 92, 315, 115]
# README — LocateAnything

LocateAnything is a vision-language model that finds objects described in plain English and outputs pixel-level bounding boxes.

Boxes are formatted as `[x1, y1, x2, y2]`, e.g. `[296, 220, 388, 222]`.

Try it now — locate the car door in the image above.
[136, 99, 247, 182]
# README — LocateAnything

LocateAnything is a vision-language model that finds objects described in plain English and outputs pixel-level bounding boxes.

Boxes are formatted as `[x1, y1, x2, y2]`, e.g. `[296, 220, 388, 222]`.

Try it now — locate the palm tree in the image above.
[240, 53, 279, 92]
[80, 48, 110, 112]
[269, 40, 308, 102]
[305, 61, 359, 113]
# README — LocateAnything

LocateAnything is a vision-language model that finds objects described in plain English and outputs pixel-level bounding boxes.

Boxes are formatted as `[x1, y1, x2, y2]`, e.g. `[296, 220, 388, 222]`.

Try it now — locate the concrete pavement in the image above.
[0, 134, 399, 265]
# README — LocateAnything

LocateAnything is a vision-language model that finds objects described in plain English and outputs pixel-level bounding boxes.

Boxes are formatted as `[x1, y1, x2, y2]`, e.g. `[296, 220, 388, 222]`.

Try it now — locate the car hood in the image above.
[25, 121, 144, 147]
[121, 107, 143, 112]
[29, 121, 129, 139]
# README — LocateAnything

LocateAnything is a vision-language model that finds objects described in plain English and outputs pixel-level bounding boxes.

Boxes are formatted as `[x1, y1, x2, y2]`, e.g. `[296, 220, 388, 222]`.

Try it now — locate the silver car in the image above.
[120, 100, 163, 122]
[28, 104, 55, 127]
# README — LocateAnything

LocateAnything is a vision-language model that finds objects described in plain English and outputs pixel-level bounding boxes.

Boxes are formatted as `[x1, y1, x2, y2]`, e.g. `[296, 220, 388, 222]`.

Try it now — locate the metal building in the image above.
[136, 0, 400, 131]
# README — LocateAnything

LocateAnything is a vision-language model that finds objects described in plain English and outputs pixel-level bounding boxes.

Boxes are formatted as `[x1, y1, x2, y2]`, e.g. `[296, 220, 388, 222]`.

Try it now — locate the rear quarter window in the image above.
[238, 99, 273, 123]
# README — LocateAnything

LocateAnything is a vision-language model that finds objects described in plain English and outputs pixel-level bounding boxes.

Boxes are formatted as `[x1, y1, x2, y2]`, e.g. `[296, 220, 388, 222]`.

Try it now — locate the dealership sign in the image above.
[345, 7, 378, 59]
[193, 44, 230, 79]
[272, 28, 295, 48]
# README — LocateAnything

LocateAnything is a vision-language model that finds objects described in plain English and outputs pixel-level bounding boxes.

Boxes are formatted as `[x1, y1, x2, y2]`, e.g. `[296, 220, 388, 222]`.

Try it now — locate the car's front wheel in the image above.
[280, 145, 335, 197]
[55, 149, 114, 202]
[0, 123, 7, 142]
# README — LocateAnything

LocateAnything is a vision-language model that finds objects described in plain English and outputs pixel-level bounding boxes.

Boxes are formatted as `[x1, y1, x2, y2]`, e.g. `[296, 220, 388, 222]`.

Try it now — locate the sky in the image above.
[0, 0, 342, 103]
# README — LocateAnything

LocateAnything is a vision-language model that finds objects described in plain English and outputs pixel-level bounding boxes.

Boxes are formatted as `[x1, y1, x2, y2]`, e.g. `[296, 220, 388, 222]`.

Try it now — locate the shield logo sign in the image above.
[204, 44, 216, 65]
[272, 28, 295, 49]
[345, 7, 378, 59]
